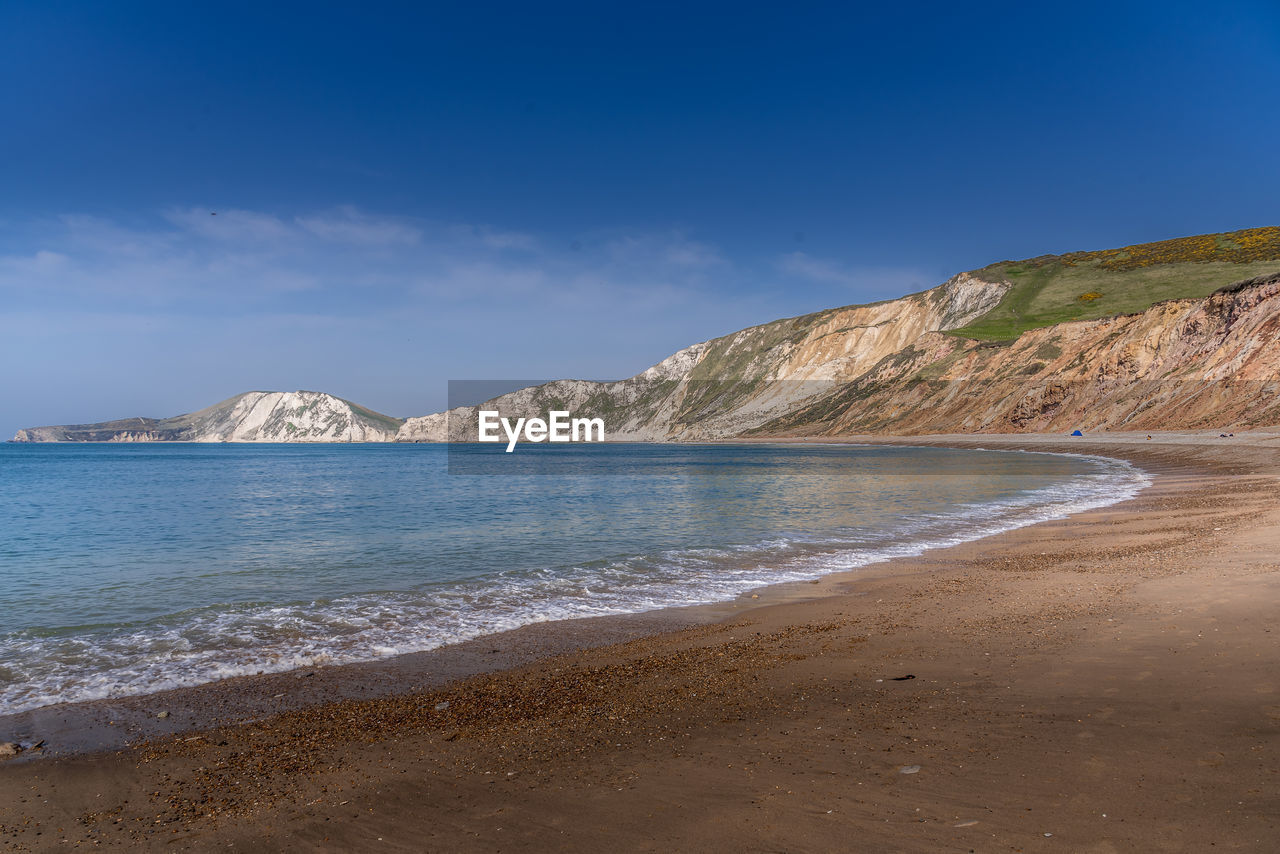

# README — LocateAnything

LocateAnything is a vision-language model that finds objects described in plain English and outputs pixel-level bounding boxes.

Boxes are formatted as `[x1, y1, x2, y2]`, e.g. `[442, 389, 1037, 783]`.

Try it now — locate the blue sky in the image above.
[2, 1, 1278, 435]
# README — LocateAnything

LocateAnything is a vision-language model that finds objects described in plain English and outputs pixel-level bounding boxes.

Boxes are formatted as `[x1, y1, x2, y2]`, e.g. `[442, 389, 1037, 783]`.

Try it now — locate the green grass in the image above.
[950, 258, 1280, 341]
[949, 226, 1280, 341]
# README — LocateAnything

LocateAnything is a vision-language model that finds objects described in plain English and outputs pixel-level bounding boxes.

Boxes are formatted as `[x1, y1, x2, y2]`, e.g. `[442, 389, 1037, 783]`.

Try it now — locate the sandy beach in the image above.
[3, 431, 1279, 852]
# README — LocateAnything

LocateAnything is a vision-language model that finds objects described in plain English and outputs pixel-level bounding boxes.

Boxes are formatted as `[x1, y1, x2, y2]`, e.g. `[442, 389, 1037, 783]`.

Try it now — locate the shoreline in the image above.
[1, 441, 1149, 758]
[3, 430, 1279, 851]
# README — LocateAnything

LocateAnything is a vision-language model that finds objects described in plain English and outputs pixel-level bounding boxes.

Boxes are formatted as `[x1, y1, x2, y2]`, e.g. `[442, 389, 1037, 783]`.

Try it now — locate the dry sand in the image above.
[2, 431, 1279, 852]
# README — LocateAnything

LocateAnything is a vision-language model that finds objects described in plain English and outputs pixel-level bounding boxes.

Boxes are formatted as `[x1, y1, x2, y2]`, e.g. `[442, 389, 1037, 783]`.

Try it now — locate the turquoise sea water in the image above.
[0, 443, 1147, 714]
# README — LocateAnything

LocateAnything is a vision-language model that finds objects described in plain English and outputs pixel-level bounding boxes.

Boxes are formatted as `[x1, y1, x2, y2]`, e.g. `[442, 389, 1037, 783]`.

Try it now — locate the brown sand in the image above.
[2, 431, 1279, 852]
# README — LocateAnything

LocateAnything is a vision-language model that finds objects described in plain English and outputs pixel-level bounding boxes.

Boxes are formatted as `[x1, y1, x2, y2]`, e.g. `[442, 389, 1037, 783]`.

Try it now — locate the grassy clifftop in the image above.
[951, 226, 1280, 340]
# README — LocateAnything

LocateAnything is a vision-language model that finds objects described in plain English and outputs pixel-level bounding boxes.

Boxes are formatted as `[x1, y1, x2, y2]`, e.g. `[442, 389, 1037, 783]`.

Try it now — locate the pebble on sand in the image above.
[0, 742, 21, 757]
[156, 711, 170, 719]
[899, 765, 921, 774]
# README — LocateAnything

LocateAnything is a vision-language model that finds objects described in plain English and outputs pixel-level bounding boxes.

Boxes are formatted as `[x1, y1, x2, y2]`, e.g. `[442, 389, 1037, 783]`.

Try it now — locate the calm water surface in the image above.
[0, 443, 1148, 713]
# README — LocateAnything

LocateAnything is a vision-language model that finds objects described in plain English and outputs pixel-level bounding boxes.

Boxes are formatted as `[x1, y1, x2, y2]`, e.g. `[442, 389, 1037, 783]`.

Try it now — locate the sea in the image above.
[0, 442, 1148, 715]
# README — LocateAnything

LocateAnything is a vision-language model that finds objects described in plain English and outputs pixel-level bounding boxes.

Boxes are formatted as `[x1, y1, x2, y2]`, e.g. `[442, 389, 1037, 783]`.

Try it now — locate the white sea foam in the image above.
[0, 454, 1150, 715]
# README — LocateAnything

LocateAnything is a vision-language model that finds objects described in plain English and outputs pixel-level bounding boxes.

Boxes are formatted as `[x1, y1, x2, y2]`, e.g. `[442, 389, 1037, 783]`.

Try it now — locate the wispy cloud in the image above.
[418, 261, 549, 301]
[296, 206, 422, 246]
[0, 210, 942, 323]
[0, 208, 741, 314]
[165, 207, 295, 243]
[451, 225, 539, 252]
[603, 232, 726, 270]
[777, 251, 863, 285]
[0, 249, 70, 275]
[776, 251, 932, 295]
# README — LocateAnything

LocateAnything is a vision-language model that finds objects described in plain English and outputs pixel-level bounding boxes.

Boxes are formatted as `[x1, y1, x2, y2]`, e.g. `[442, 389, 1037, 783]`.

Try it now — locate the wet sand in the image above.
[3, 431, 1279, 851]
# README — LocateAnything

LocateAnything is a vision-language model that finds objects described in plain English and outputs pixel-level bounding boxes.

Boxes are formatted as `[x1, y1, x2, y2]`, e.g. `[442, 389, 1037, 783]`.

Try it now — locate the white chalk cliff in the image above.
[12, 391, 403, 443]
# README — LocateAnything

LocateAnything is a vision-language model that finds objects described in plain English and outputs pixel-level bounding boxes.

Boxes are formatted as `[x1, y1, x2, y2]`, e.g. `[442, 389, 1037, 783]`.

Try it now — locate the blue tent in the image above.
[1070, 429, 1084, 436]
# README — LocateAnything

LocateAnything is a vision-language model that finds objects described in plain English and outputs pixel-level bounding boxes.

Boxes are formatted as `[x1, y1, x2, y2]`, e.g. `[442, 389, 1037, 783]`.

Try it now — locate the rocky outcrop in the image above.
[12, 391, 403, 443]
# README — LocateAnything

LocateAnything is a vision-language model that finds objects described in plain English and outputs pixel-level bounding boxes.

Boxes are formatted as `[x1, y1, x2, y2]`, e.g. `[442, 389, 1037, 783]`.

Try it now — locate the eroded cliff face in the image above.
[12, 392, 403, 443]
[756, 272, 1280, 435]
[393, 273, 1013, 441]
[395, 270, 1280, 442]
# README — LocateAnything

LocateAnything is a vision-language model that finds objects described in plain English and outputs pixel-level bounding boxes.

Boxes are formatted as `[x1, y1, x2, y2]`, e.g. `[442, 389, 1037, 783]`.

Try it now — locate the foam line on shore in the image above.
[0, 451, 1149, 715]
